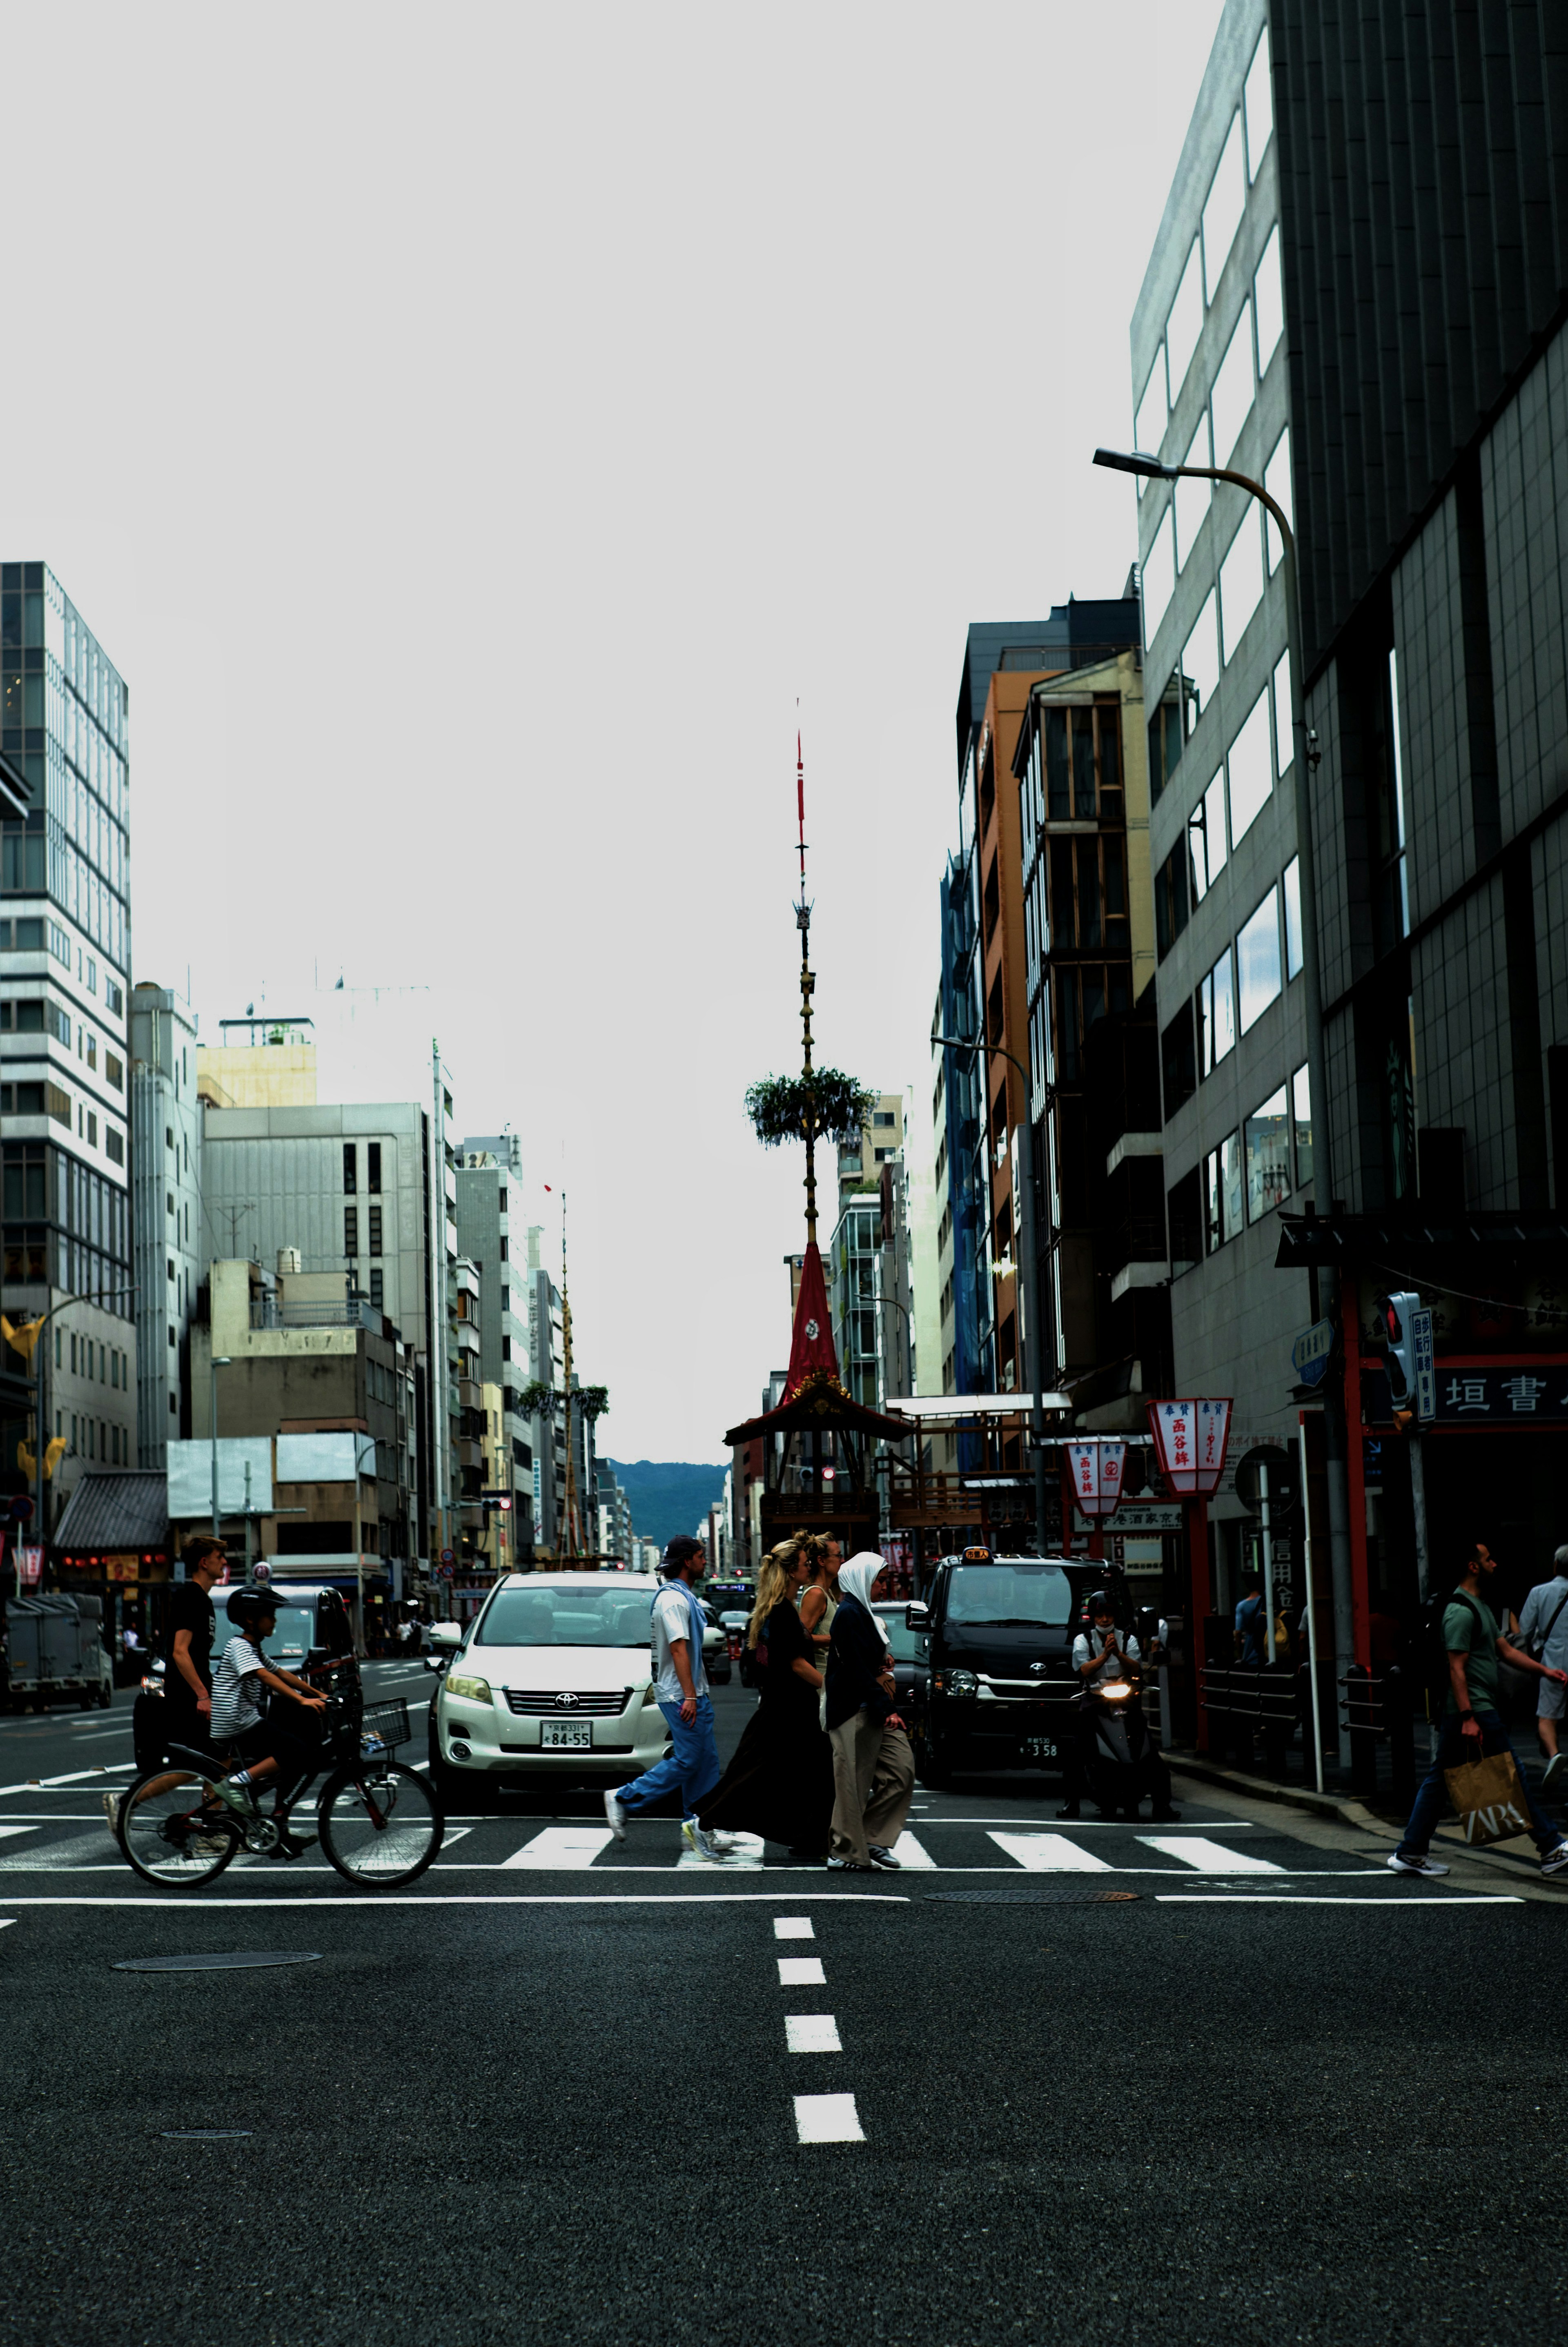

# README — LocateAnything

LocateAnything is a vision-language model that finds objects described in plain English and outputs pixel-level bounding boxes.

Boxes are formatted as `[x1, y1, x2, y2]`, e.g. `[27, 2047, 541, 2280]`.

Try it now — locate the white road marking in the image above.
[0, 1826, 35, 1842]
[0, 1766, 136, 1796]
[785, 2014, 842, 2053]
[794, 2092, 863, 2143]
[913, 1817, 1258, 1828]
[1139, 1836, 1285, 1874]
[778, 1955, 826, 1986]
[0, 1892, 912, 1906]
[988, 1831, 1111, 1873]
[889, 1832, 936, 1870]
[0, 1835, 104, 1871]
[503, 1827, 614, 1870]
[774, 1917, 814, 1939]
[1157, 1893, 1523, 1905]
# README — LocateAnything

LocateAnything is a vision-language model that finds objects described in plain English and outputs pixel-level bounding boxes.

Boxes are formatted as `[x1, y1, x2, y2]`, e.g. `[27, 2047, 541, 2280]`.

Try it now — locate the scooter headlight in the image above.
[1099, 1681, 1134, 1702]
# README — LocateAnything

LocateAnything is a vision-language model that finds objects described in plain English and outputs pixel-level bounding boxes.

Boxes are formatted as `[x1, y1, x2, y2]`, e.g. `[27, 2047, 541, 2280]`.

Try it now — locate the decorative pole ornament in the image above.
[743, 731, 875, 1398]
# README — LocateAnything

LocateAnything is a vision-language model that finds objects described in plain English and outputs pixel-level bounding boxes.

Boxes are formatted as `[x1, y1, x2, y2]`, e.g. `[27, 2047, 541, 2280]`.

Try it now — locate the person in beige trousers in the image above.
[824, 1554, 915, 1872]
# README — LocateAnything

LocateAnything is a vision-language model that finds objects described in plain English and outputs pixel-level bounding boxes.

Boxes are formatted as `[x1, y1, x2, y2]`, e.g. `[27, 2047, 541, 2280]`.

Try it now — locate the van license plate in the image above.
[1022, 1737, 1058, 1760]
[541, 1720, 592, 1750]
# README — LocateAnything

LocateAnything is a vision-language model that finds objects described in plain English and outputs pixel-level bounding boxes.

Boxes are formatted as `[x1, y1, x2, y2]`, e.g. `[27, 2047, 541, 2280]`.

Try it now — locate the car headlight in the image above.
[445, 1673, 492, 1705]
[937, 1668, 978, 1699]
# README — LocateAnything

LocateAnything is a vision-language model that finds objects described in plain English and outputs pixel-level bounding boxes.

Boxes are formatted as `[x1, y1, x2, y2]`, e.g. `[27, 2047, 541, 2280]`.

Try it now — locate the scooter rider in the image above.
[1059, 1591, 1180, 1823]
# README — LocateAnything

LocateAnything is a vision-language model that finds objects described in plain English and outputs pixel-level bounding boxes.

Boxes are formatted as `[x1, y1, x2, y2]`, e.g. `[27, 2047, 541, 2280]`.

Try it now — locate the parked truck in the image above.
[1, 1592, 113, 1712]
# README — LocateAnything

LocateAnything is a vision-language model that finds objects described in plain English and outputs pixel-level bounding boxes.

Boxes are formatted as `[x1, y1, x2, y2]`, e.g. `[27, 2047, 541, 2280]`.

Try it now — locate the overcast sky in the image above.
[13, 2, 1222, 1468]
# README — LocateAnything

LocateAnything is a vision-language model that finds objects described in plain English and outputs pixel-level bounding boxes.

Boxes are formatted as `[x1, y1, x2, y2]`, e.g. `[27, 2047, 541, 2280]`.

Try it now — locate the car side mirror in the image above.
[428, 1621, 463, 1651]
[905, 1603, 931, 1634]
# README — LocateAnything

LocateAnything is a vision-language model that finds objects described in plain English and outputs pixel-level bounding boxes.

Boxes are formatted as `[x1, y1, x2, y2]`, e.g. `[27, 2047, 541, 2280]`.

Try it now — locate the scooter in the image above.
[1080, 1676, 1176, 1819]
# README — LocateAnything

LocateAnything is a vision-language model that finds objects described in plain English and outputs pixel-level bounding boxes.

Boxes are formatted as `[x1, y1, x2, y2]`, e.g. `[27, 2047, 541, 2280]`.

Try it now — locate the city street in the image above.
[0, 1671, 1560, 2347]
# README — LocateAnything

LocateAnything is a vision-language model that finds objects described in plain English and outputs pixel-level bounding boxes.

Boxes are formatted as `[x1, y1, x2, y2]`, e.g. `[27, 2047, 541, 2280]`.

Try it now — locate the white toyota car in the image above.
[426, 1572, 672, 1798]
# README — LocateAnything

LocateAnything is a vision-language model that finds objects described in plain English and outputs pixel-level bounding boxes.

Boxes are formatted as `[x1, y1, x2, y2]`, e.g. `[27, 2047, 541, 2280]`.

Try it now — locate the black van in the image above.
[907, 1550, 1080, 1788]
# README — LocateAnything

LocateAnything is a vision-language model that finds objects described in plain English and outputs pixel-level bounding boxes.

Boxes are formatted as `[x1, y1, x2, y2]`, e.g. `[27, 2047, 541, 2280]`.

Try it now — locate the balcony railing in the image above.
[249, 1298, 382, 1332]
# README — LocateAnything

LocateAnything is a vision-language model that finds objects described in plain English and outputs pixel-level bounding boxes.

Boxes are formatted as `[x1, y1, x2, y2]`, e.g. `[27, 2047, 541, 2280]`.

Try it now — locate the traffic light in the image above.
[1374, 1290, 1421, 1410]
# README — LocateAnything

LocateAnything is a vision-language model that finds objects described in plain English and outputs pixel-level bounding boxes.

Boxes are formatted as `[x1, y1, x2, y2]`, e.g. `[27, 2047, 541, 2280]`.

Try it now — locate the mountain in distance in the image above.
[600, 1459, 729, 1556]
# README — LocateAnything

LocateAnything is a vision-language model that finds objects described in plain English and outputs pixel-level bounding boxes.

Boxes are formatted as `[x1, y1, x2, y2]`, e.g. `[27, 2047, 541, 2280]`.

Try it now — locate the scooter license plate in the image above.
[540, 1720, 592, 1750]
[1022, 1737, 1058, 1760]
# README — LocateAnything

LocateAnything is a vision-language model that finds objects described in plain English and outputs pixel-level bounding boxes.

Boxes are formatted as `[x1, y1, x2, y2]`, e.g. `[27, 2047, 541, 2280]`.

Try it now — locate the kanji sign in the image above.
[1065, 1440, 1127, 1519]
[1432, 1367, 1568, 1423]
[16, 1546, 42, 1586]
[1146, 1398, 1233, 1495]
[1411, 1307, 1435, 1423]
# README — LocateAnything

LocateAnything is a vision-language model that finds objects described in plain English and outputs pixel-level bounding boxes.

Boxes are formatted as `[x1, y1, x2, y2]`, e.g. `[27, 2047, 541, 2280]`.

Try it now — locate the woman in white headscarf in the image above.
[824, 1552, 915, 1871]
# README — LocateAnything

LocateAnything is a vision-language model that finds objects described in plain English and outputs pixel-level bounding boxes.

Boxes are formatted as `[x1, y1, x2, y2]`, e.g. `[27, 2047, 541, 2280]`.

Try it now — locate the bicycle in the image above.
[114, 1683, 444, 1891]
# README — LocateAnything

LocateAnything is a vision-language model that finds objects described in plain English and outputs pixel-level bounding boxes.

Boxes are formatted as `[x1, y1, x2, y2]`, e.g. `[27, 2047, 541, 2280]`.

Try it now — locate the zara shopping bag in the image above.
[1443, 1748, 1533, 1845]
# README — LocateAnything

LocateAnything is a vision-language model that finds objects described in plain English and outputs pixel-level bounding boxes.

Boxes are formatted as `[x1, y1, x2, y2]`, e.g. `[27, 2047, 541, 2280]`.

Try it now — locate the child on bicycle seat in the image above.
[210, 1586, 328, 1853]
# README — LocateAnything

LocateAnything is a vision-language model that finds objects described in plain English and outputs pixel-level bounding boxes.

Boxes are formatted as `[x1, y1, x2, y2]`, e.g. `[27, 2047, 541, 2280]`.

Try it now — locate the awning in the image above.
[52, 1471, 170, 1557]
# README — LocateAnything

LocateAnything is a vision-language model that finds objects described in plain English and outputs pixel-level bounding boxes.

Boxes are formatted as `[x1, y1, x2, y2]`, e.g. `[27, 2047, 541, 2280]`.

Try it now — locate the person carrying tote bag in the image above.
[824, 1554, 914, 1873]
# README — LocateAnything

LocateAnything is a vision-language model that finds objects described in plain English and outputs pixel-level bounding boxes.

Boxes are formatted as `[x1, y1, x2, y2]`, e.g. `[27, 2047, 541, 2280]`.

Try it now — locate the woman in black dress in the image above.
[697, 1539, 834, 1858]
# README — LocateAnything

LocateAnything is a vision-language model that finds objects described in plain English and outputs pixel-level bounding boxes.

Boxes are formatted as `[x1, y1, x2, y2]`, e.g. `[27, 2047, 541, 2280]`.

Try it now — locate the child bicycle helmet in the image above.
[225, 1585, 278, 1634]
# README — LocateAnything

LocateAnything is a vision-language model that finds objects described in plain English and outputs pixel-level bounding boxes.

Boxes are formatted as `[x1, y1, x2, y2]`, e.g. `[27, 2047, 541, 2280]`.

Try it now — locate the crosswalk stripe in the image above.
[0, 1834, 101, 1871]
[987, 1830, 1111, 1873]
[889, 1832, 937, 1870]
[1138, 1835, 1285, 1874]
[503, 1827, 614, 1870]
[0, 1826, 35, 1842]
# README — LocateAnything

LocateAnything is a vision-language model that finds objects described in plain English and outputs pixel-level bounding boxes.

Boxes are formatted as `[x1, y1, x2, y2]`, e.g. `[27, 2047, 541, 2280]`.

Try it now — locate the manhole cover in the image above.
[114, 1952, 323, 1973]
[925, 1888, 1140, 1906]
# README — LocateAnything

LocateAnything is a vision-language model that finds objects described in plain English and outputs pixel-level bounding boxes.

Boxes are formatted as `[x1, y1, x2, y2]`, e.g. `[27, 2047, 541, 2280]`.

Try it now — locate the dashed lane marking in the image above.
[987, 1831, 1112, 1873]
[794, 2093, 863, 2144]
[0, 1892, 911, 1906]
[1156, 1893, 1525, 1905]
[1139, 1835, 1285, 1874]
[778, 1955, 827, 1986]
[0, 1766, 136, 1796]
[785, 2014, 842, 2052]
[774, 1917, 814, 1939]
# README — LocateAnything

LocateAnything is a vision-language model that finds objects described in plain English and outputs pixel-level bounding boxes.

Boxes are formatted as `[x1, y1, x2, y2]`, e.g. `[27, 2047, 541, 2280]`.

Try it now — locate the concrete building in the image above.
[836, 1091, 904, 1211]
[828, 1189, 884, 1412]
[455, 1136, 534, 1557]
[129, 985, 203, 1469]
[0, 566, 135, 1532]
[525, 1226, 566, 1551]
[189, 1255, 415, 1614]
[196, 1014, 318, 1110]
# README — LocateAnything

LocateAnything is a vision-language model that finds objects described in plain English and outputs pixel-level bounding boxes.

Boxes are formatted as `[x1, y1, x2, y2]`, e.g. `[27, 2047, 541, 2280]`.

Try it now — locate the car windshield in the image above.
[474, 1585, 654, 1649]
[945, 1564, 1072, 1628]
[210, 1606, 315, 1666]
[873, 1605, 924, 1661]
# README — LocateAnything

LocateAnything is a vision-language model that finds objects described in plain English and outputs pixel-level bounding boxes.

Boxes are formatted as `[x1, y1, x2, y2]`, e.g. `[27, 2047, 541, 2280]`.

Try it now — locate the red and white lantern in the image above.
[1067, 1439, 1127, 1518]
[1146, 1398, 1232, 1496]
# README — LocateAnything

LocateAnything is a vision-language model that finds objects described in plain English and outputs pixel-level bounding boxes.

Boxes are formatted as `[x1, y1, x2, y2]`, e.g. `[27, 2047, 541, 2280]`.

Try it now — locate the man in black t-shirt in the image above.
[105, 1534, 227, 1837]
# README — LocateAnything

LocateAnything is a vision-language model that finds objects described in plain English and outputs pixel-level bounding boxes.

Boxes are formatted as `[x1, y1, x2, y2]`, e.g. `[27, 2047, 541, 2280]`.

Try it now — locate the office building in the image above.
[128, 985, 203, 1467]
[836, 1091, 903, 1210]
[456, 1135, 534, 1557]
[525, 1226, 566, 1552]
[0, 567, 135, 1529]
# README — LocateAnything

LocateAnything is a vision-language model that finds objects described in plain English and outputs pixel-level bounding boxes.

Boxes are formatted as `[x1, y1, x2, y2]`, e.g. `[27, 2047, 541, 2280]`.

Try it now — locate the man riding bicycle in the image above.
[208, 1587, 328, 1859]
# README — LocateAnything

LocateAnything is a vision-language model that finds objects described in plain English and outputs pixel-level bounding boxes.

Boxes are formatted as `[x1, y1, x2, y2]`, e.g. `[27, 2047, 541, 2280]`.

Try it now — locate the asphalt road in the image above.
[0, 1665, 1563, 2346]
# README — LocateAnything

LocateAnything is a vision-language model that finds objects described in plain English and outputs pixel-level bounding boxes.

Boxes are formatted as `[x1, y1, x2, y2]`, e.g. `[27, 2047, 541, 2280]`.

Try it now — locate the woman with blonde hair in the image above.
[697, 1536, 834, 1860]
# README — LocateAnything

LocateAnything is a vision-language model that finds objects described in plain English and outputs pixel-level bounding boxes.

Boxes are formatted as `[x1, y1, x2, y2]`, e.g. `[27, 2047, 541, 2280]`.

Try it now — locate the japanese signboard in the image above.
[1065, 1440, 1127, 1519]
[1146, 1398, 1233, 1495]
[1411, 1307, 1435, 1423]
[1432, 1367, 1568, 1423]
[1291, 1319, 1334, 1387]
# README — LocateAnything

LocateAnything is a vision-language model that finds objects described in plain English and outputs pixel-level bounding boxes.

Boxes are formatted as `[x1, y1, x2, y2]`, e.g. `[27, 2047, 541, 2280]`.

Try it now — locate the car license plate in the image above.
[540, 1720, 592, 1750]
[1022, 1736, 1058, 1760]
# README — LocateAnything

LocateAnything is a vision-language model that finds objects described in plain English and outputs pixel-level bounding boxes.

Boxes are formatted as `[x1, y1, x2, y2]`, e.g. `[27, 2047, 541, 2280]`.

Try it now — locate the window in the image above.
[499, 1234, 508, 1261]
[1202, 1131, 1245, 1249]
[368, 1204, 383, 1256]
[86, 1112, 96, 1147]
[1135, 349, 1167, 461]
[1271, 648, 1293, 774]
[1049, 834, 1127, 952]
[1292, 1064, 1313, 1190]
[1264, 428, 1292, 573]
[1142, 505, 1174, 639]
[1220, 511, 1264, 661]
[343, 1143, 357, 1195]
[1210, 300, 1254, 462]
[1155, 844, 1190, 959]
[368, 1141, 382, 1194]
[1162, 1002, 1197, 1116]
[1197, 949, 1236, 1075]
[1174, 414, 1212, 573]
[1255, 226, 1284, 375]
[1244, 27, 1273, 179]
[85, 1034, 97, 1072]
[1166, 238, 1203, 397]
[1181, 593, 1220, 736]
[49, 922, 68, 965]
[1148, 692, 1184, 808]
[166, 1190, 174, 1217]
[1188, 771, 1227, 903]
[105, 1125, 123, 1165]
[85, 957, 96, 995]
[165, 1126, 174, 1151]
[1227, 690, 1272, 844]
[1202, 114, 1246, 298]
[1283, 858, 1303, 978]
[1237, 888, 1283, 1031]
[1168, 1165, 1202, 1276]
[872, 1110, 895, 1128]
[1380, 648, 1410, 943]
[1245, 1086, 1291, 1220]
[369, 1267, 384, 1310]
[46, 1083, 69, 1126]
[501, 1333, 512, 1362]
[105, 1050, 122, 1090]
[344, 1206, 359, 1257]
[106, 980, 122, 1015]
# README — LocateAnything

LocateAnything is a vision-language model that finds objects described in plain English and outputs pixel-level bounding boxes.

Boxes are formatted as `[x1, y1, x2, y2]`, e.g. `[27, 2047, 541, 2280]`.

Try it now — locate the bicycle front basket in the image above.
[359, 1697, 412, 1755]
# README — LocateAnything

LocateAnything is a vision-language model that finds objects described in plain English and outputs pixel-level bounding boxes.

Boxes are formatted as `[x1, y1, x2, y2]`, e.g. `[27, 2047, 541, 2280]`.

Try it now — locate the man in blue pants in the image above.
[604, 1535, 735, 1862]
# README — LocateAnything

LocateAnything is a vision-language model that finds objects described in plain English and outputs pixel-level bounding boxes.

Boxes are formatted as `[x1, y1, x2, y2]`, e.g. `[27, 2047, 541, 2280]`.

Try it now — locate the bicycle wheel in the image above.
[118, 1768, 242, 1888]
[316, 1760, 443, 1888]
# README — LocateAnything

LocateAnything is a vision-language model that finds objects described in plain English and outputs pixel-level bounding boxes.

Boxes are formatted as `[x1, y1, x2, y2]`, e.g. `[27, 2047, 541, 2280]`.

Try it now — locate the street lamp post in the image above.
[931, 1031, 1051, 1561]
[1094, 445, 1356, 1710]
[209, 1356, 232, 1537]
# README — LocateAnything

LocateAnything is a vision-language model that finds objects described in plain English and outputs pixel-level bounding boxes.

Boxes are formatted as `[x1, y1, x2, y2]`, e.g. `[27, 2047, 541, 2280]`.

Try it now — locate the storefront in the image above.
[49, 1470, 173, 1670]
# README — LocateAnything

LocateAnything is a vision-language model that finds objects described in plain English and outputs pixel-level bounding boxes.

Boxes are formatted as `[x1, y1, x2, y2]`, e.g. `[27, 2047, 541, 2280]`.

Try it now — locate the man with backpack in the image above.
[1389, 1542, 1568, 1878]
[1517, 1546, 1568, 1794]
